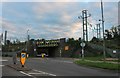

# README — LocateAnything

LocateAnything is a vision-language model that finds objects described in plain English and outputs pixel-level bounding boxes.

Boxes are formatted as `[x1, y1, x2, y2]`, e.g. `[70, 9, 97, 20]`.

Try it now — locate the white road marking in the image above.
[62, 61, 73, 63]
[29, 73, 42, 75]
[20, 69, 56, 77]
[0, 65, 5, 67]
[20, 71, 32, 77]
[33, 69, 56, 76]
[51, 60, 73, 64]
[0, 60, 8, 61]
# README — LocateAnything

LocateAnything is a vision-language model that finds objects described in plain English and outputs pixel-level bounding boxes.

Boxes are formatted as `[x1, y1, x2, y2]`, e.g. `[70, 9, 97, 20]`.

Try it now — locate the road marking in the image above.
[62, 61, 73, 63]
[0, 65, 5, 67]
[29, 73, 42, 75]
[33, 69, 56, 76]
[20, 69, 56, 77]
[0, 60, 8, 62]
[51, 60, 73, 64]
[20, 71, 32, 77]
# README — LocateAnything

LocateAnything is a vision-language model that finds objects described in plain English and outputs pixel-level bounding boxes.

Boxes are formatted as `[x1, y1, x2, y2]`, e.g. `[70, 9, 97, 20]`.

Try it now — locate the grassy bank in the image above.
[74, 60, 119, 70]
[84, 57, 119, 62]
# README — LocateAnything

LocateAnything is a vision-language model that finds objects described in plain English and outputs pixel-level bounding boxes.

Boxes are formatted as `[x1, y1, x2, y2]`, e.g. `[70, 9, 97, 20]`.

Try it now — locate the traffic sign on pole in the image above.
[80, 42, 86, 60]
[80, 42, 85, 47]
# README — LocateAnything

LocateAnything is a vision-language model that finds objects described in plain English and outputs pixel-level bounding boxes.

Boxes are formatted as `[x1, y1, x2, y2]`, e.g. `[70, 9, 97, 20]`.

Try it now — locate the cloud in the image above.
[1, 0, 119, 2]
[1, 2, 118, 41]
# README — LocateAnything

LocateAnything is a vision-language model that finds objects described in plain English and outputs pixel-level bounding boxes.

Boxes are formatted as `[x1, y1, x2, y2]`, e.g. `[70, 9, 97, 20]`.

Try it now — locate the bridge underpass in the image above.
[28, 38, 66, 57]
[36, 46, 58, 57]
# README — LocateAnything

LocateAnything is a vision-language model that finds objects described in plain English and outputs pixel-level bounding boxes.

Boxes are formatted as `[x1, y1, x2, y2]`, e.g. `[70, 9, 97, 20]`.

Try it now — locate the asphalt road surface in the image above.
[1, 57, 119, 78]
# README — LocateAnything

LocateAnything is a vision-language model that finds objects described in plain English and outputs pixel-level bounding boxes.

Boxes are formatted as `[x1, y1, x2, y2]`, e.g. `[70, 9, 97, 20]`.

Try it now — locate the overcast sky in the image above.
[0, 0, 119, 41]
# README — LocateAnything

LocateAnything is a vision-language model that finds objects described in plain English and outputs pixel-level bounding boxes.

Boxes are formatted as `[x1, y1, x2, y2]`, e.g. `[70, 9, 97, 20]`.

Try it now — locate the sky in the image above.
[0, 0, 119, 41]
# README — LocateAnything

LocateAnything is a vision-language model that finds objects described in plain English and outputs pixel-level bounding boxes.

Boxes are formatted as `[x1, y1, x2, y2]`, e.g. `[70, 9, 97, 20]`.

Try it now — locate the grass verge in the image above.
[74, 60, 119, 70]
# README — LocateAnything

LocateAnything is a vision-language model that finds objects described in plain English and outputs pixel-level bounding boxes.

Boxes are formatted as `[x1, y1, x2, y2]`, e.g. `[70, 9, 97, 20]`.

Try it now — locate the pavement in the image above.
[1, 57, 119, 78]
[7, 64, 31, 71]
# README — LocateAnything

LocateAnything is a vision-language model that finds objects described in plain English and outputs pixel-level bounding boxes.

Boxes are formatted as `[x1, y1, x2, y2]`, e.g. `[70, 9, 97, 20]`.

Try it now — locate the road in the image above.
[1, 57, 119, 78]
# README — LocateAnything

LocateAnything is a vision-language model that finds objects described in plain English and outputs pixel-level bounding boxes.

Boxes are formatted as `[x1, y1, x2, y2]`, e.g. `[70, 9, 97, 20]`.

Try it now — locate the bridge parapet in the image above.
[36, 39, 60, 47]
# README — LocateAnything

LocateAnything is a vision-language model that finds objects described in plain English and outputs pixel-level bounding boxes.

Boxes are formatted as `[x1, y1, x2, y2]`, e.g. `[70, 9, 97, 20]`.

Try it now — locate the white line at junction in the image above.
[0, 65, 5, 67]
[33, 69, 57, 76]
[51, 60, 73, 64]
[0, 60, 8, 62]
[20, 71, 32, 77]
[20, 69, 56, 77]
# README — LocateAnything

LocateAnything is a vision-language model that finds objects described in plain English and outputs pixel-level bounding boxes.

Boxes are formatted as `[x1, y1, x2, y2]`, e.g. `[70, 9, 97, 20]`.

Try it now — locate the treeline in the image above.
[105, 25, 120, 40]
[91, 25, 120, 49]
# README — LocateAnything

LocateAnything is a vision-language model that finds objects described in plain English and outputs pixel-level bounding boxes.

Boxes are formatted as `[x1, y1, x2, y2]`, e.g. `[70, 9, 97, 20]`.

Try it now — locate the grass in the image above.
[84, 57, 103, 61]
[84, 57, 120, 62]
[74, 60, 119, 70]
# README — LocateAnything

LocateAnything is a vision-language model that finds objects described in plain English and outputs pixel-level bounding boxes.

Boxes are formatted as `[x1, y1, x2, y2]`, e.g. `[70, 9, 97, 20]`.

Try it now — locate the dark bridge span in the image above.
[27, 38, 66, 57]
[37, 47, 58, 57]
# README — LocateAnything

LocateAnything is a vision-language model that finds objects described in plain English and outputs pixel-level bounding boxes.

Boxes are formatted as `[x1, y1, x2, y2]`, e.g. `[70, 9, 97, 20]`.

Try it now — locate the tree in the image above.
[111, 26, 119, 38]
[118, 25, 120, 35]
[6, 40, 11, 45]
[91, 37, 99, 42]
[105, 30, 112, 40]
[68, 38, 74, 42]
[78, 37, 81, 42]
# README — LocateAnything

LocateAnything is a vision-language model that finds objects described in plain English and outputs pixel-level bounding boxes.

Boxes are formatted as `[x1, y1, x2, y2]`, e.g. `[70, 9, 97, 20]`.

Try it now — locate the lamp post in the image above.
[60, 48, 62, 57]
[99, 0, 106, 61]
[26, 29, 29, 52]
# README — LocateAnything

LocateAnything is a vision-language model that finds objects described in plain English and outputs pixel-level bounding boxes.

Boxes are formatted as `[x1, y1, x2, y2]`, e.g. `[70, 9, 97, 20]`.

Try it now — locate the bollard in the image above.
[13, 54, 17, 64]
[20, 51, 27, 67]
[27, 54, 29, 58]
[42, 54, 44, 58]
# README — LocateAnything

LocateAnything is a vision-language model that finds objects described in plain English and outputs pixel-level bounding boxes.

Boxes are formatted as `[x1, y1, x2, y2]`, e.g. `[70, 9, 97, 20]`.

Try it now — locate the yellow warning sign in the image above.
[65, 46, 69, 50]
[20, 52, 26, 67]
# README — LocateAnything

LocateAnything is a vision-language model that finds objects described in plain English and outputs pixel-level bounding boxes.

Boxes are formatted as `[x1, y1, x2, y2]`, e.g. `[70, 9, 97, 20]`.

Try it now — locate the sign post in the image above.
[80, 42, 86, 60]
[13, 54, 17, 64]
[20, 51, 27, 67]
[65, 46, 69, 51]
[60, 49, 62, 57]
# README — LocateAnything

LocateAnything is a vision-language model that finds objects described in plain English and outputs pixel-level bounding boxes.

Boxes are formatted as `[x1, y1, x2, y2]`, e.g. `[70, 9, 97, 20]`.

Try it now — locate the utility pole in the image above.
[26, 29, 29, 52]
[78, 10, 91, 42]
[4, 31, 7, 45]
[100, 0, 106, 61]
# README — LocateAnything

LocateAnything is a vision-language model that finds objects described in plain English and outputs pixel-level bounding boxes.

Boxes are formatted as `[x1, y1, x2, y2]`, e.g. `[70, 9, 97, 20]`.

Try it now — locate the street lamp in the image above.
[60, 48, 62, 57]
[26, 29, 29, 52]
[100, 0, 106, 61]
[27, 29, 29, 41]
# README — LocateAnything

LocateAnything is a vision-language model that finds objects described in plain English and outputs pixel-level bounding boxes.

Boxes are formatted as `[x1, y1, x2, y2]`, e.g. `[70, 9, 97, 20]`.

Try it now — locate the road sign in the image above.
[113, 50, 116, 54]
[65, 46, 69, 50]
[20, 52, 26, 67]
[80, 42, 85, 47]
[34, 49, 36, 52]
[21, 54, 26, 58]
[80, 42, 85, 60]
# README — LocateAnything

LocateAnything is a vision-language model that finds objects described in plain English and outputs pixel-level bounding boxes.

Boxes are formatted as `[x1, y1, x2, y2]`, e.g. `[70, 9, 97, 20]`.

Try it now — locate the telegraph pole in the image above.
[4, 31, 7, 45]
[100, 0, 106, 61]
[26, 29, 29, 52]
